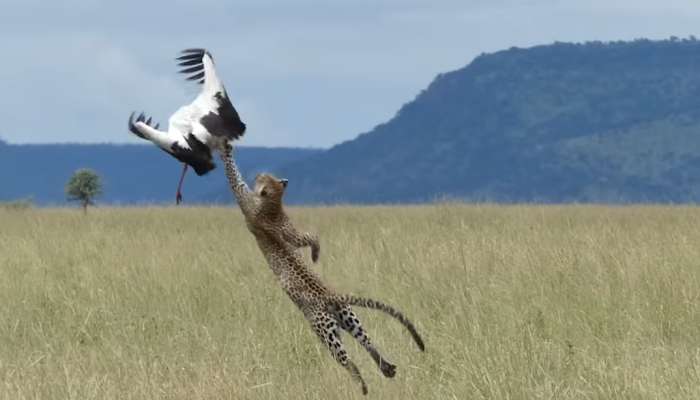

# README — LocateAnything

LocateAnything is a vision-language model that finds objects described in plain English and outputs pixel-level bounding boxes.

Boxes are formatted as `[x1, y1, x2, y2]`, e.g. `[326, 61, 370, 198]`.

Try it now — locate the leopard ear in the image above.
[260, 186, 268, 197]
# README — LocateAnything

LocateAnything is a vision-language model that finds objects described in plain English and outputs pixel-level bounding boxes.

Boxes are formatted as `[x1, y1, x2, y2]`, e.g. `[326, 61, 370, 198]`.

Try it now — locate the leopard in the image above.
[250, 175, 320, 264]
[219, 145, 425, 395]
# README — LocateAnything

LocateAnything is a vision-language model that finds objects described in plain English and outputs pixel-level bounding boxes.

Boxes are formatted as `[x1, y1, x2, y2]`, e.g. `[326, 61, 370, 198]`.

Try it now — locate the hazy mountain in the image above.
[276, 38, 700, 204]
[7, 39, 700, 205]
[0, 144, 320, 205]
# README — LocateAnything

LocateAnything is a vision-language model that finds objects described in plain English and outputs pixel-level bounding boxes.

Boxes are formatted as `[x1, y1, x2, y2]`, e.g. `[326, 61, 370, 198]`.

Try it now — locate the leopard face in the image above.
[254, 173, 288, 204]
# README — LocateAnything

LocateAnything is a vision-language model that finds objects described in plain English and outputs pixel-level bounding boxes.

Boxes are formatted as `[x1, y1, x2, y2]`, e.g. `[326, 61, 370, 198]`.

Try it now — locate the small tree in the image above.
[66, 169, 103, 213]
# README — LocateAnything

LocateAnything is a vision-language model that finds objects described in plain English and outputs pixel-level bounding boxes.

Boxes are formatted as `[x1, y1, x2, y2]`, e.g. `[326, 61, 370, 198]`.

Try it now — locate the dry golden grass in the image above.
[1, 204, 700, 399]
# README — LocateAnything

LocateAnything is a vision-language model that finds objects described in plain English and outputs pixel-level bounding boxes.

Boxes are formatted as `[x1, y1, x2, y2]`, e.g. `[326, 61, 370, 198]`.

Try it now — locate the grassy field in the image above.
[1, 205, 700, 399]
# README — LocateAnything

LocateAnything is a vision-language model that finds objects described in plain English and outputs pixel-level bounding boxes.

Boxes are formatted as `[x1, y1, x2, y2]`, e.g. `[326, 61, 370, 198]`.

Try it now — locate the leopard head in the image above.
[254, 173, 288, 206]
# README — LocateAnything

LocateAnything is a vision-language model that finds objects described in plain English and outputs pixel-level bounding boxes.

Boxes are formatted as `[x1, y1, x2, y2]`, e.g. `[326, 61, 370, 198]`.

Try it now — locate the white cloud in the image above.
[0, 34, 190, 143]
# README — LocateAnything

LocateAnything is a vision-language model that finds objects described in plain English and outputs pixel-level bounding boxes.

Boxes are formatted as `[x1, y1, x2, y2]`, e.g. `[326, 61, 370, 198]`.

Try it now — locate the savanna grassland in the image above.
[1, 205, 700, 399]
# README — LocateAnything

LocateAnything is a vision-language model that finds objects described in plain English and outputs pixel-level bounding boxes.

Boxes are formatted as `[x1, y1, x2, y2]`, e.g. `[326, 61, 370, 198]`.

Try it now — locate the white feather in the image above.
[202, 52, 224, 96]
[134, 121, 190, 151]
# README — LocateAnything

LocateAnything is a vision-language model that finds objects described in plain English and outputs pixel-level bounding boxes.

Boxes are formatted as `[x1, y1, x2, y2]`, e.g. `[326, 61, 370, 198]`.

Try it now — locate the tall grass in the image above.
[1, 205, 699, 399]
[0, 198, 33, 210]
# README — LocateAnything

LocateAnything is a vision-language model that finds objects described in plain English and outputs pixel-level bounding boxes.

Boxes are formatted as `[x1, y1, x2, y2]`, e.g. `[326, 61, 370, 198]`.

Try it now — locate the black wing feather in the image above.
[181, 48, 206, 54]
[177, 58, 202, 67]
[128, 111, 160, 140]
[179, 65, 204, 74]
[170, 134, 216, 175]
[176, 48, 211, 85]
[200, 91, 247, 140]
[186, 71, 205, 81]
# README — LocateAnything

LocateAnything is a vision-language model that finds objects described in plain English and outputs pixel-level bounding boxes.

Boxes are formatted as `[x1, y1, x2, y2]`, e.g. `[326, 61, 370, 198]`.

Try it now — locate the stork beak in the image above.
[280, 179, 289, 188]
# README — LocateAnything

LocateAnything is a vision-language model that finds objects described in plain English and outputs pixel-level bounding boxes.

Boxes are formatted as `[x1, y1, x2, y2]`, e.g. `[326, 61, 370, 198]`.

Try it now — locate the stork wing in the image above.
[177, 48, 222, 92]
[128, 112, 160, 138]
[129, 112, 215, 176]
[176, 48, 247, 140]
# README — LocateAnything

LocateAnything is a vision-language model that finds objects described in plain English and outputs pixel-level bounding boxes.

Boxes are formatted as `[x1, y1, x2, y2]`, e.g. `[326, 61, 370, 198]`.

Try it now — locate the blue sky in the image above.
[1, 0, 699, 148]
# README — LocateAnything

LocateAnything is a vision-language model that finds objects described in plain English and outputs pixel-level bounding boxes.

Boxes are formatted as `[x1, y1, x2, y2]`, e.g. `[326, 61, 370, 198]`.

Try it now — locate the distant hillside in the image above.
[7, 39, 700, 205]
[278, 38, 700, 203]
[0, 144, 320, 205]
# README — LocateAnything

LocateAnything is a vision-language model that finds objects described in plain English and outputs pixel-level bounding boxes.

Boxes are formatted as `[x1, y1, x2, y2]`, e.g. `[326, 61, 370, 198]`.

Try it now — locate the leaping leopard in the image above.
[219, 144, 424, 395]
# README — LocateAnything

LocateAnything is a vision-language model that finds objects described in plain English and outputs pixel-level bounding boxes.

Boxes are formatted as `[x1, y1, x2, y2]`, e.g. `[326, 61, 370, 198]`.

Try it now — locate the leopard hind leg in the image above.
[336, 305, 397, 378]
[310, 310, 369, 395]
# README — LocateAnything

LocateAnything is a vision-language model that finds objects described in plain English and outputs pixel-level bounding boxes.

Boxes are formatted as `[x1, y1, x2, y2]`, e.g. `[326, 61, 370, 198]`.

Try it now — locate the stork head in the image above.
[254, 173, 288, 204]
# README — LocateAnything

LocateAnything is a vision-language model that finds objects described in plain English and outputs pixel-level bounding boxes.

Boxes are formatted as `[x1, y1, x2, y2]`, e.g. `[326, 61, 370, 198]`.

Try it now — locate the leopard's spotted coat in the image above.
[220, 145, 424, 395]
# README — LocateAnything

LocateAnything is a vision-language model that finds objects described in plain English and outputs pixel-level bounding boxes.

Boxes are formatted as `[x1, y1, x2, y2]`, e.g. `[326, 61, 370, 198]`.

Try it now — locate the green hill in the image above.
[279, 38, 700, 203]
[7, 39, 700, 205]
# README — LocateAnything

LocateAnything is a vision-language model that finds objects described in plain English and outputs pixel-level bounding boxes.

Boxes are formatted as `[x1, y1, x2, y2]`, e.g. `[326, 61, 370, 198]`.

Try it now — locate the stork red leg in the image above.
[176, 163, 188, 205]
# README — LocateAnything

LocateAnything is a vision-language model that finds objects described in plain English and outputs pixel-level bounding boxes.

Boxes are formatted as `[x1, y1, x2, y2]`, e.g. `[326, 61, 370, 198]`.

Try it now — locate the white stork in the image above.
[128, 48, 246, 204]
